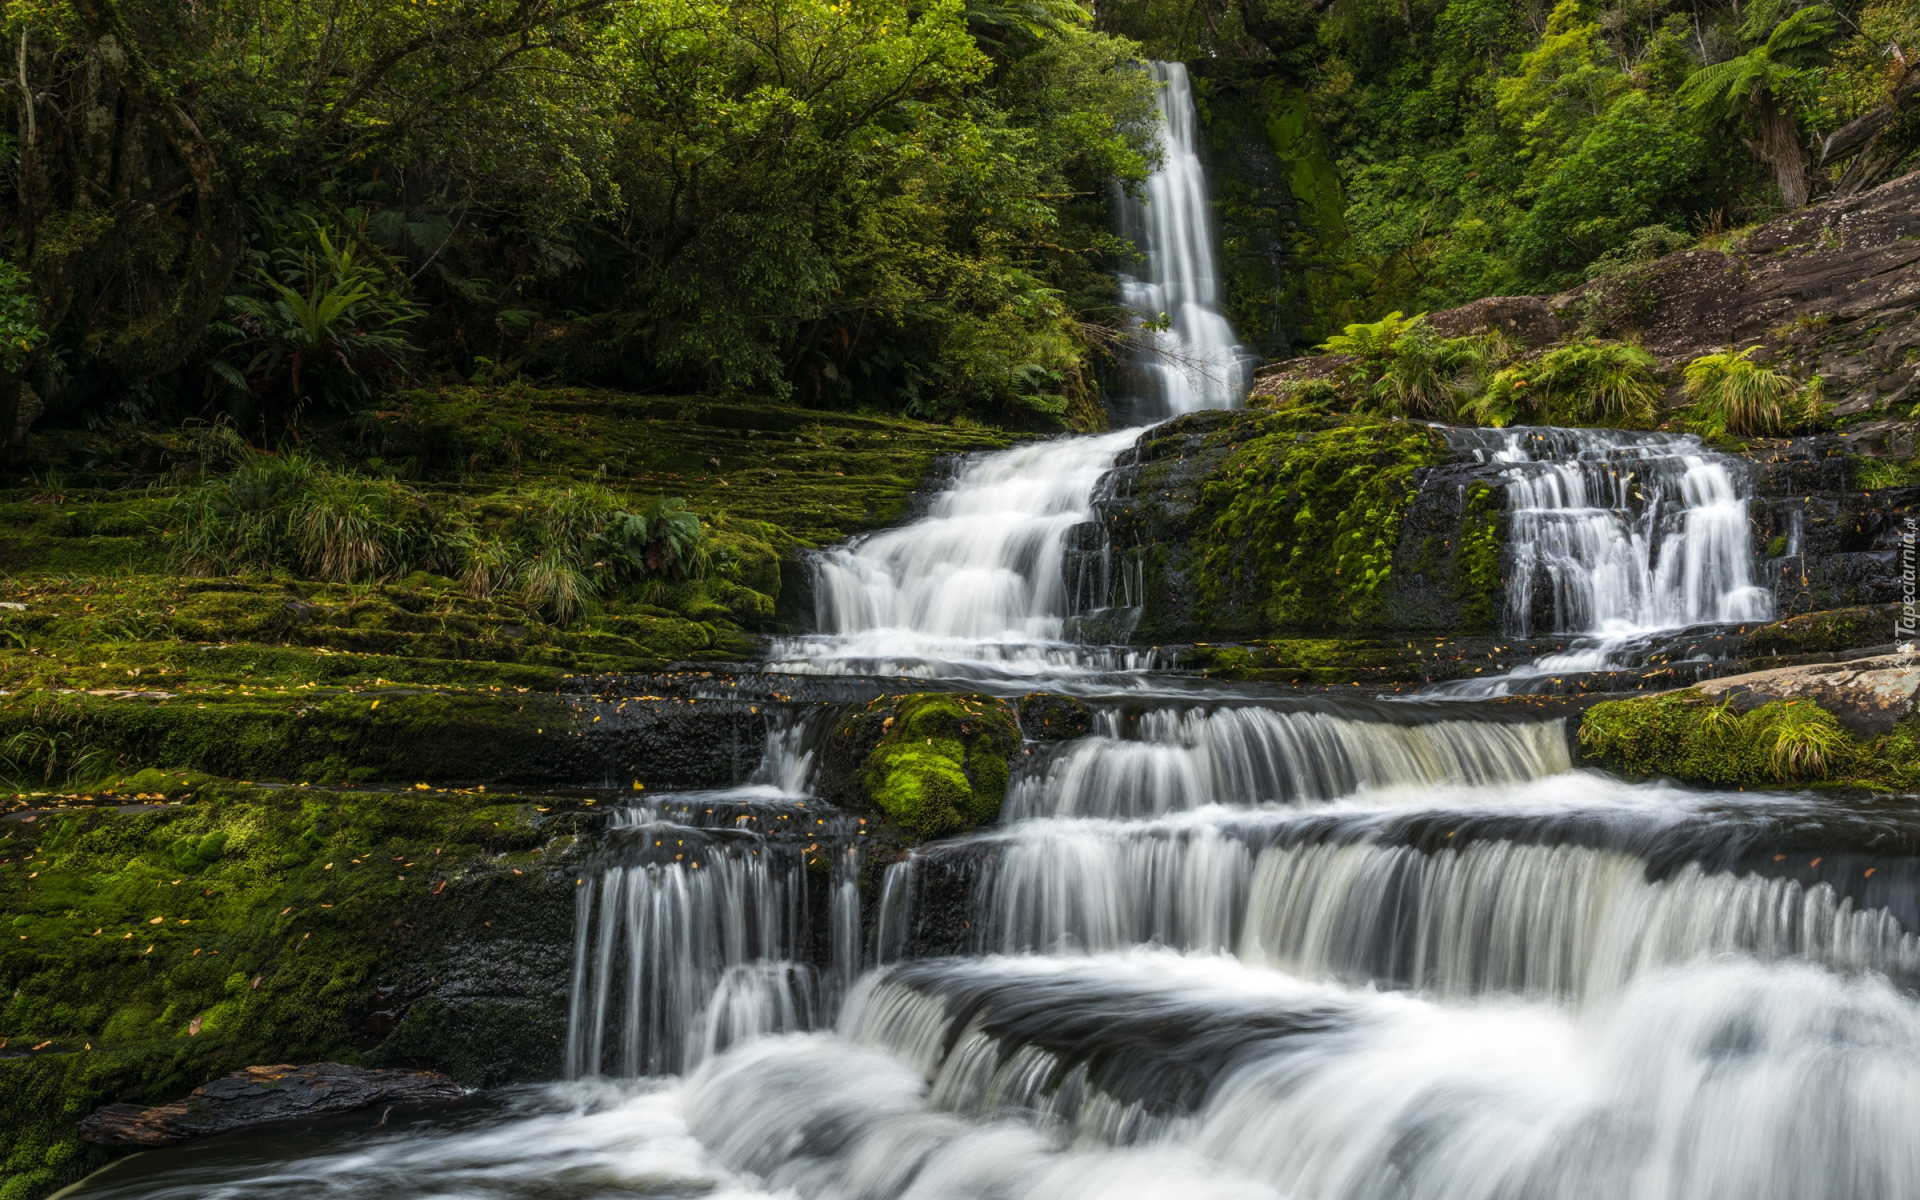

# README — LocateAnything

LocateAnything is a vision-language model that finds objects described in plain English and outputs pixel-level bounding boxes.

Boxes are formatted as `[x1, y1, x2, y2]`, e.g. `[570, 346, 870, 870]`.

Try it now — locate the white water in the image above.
[1004, 705, 1569, 820]
[1442, 427, 1773, 693]
[764, 430, 1144, 680]
[1113, 61, 1254, 417]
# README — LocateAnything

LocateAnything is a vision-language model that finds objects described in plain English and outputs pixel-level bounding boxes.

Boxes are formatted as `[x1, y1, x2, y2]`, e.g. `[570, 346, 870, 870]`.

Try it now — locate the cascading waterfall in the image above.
[74, 61, 1920, 1200]
[1112, 61, 1254, 418]
[763, 430, 1147, 680]
[1005, 705, 1570, 820]
[563, 716, 864, 1078]
[1442, 426, 1774, 693]
[762, 58, 1248, 683]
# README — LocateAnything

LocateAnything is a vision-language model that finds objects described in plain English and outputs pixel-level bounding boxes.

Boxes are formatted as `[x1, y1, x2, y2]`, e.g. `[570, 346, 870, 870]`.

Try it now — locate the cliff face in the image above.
[1187, 63, 1362, 360]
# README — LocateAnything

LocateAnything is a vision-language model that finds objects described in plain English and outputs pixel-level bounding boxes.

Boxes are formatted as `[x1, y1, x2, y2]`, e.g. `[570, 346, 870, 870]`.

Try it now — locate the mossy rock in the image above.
[0, 782, 584, 1200]
[816, 694, 1020, 839]
[1576, 688, 1920, 791]
[1742, 604, 1898, 661]
[861, 695, 1020, 839]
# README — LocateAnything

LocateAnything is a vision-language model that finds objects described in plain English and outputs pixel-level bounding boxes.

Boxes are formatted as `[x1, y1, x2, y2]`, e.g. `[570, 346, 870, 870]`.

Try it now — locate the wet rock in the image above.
[1741, 604, 1899, 662]
[819, 693, 1021, 837]
[78, 1063, 464, 1147]
[1017, 692, 1092, 740]
[1694, 654, 1920, 736]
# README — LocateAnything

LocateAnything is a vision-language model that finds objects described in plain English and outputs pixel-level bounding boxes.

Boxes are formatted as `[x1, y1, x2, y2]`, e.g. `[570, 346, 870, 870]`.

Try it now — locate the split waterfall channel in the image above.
[65, 62, 1920, 1200]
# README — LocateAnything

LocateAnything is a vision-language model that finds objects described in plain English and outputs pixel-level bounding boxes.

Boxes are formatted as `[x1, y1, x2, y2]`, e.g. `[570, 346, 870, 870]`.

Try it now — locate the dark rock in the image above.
[1742, 604, 1900, 662]
[1017, 692, 1093, 740]
[79, 1063, 464, 1147]
[1423, 294, 1565, 348]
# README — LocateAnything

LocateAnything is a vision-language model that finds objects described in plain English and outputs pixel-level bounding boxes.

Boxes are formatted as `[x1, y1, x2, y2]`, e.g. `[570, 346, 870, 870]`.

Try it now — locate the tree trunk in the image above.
[1827, 68, 1920, 200]
[1756, 89, 1809, 209]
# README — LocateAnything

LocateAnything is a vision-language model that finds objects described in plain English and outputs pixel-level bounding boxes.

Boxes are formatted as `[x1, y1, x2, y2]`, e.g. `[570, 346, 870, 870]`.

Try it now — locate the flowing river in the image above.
[58, 60, 1920, 1200]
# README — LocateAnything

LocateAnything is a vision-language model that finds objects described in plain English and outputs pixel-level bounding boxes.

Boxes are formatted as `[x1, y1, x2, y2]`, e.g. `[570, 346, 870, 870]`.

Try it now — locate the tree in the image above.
[1677, 4, 1838, 209]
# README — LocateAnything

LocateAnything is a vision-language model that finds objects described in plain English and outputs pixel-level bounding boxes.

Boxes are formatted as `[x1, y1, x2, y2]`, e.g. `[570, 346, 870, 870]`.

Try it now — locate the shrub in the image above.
[1460, 338, 1658, 427]
[1369, 321, 1481, 418]
[1318, 311, 1424, 374]
[1681, 346, 1820, 436]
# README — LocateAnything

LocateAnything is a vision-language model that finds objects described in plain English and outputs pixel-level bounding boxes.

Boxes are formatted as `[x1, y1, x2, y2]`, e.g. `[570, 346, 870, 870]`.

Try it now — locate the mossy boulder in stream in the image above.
[819, 694, 1022, 838]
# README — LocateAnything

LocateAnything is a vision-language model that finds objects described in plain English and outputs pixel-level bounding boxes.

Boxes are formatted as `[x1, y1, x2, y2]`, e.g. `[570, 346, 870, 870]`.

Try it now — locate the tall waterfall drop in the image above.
[765, 61, 1249, 681]
[1114, 61, 1254, 419]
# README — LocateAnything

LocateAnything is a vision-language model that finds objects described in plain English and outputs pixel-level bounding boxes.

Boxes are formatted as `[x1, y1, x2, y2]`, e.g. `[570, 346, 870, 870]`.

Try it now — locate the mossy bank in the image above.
[0, 782, 589, 1199]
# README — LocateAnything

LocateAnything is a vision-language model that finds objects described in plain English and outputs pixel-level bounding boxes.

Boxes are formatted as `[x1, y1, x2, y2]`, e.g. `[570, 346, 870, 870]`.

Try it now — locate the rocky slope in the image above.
[1252, 168, 1920, 417]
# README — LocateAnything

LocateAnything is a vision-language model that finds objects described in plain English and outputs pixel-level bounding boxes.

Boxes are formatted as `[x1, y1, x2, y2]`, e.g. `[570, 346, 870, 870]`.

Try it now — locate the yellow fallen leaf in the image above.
[148, 916, 163, 924]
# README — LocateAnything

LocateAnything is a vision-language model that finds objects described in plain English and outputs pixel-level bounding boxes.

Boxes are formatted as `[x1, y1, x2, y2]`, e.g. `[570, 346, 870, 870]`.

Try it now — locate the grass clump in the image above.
[860, 694, 1021, 838]
[1306, 314, 1659, 430]
[1680, 346, 1825, 436]
[1464, 339, 1660, 428]
[163, 449, 742, 626]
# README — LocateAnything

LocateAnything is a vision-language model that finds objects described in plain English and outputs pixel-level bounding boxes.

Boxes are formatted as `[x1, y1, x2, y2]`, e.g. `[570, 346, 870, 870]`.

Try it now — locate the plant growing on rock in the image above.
[1681, 346, 1823, 436]
[1369, 321, 1482, 418]
[1579, 690, 1865, 787]
[1462, 339, 1659, 428]
[1317, 311, 1422, 381]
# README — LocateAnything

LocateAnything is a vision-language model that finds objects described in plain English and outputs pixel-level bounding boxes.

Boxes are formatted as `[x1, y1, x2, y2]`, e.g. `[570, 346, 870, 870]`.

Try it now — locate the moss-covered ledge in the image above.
[1577, 688, 1920, 791]
[0, 781, 591, 1199]
[1099, 409, 1507, 643]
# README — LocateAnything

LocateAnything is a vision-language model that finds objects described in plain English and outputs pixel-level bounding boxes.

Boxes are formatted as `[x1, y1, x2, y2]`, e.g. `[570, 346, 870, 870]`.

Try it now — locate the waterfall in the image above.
[1114, 61, 1254, 418]
[1442, 427, 1773, 692]
[1004, 705, 1570, 820]
[763, 430, 1147, 680]
[763, 63, 1250, 682]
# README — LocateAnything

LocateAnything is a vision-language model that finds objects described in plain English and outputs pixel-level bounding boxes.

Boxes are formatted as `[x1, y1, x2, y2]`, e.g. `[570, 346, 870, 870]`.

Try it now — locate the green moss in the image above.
[0, 782, 573, 1198]
[1452, 482, 1505, 635]
[1741, 604, 1896, 660]
[1578, 690, 1917, 790]
[1185, 412, 1444, 632]
[0, 684, 591, 789]
[859, 694, 1021, 838]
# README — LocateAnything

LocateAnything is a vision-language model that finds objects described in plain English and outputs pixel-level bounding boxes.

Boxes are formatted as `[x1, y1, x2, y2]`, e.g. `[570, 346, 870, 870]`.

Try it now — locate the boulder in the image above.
[79, 1063, 464, 1147]
[1694, 653, 1920, 736]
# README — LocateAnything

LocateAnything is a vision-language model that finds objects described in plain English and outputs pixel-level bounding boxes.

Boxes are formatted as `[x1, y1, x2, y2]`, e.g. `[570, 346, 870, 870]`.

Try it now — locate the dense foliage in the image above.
[1, 0, 1158, 435]
[1108, 0, 1920, 313]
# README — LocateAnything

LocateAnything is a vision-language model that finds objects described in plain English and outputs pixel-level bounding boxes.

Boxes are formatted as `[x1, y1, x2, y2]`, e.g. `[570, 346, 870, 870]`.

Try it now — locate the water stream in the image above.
[65, 59, 1920, 1200]
[1440, 427, 1774, 694]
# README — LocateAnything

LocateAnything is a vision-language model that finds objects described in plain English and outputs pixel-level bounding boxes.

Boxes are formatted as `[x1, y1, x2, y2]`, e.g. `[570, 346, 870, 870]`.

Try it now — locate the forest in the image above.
[0, 0, 1915, 438]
